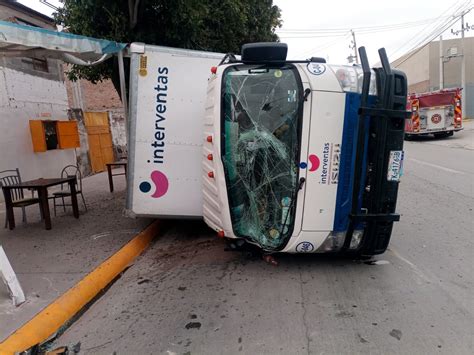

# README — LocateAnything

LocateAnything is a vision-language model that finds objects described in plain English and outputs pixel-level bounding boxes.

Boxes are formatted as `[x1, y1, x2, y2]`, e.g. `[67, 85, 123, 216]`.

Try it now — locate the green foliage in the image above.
[55, 0, 282, 83]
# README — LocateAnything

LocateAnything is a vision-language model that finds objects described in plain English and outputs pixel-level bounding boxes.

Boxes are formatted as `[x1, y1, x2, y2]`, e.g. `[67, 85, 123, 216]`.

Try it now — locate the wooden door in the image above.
[84, 112, 114, 173]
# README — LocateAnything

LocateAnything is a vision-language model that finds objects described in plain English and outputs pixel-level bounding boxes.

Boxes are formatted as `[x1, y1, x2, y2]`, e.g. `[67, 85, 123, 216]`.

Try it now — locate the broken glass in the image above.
[222, 65, 303, 250]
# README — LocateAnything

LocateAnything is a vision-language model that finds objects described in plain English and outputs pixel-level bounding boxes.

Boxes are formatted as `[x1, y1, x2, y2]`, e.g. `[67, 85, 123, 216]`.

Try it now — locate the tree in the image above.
[55, 0, 282, 83]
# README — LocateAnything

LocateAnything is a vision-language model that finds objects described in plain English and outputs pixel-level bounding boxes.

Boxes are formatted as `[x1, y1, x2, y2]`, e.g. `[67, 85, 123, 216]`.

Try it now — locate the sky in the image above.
[18, 0, 474, 65]
[273, 0, 473, 64]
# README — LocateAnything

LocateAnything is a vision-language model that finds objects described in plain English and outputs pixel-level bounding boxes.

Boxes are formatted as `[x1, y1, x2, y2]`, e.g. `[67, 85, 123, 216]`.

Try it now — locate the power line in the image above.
[277, 17, 448, 35]
[390, 1, 472, 60]
[279, 33, 349, 39]
[277, 17, 449, 39]
[394, 3, 472, 64]
[394, 6, 472, 67]
[292, 33, 351, 59]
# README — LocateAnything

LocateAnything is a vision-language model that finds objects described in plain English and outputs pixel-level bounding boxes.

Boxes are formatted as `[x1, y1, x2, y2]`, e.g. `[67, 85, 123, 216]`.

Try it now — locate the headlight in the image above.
[330, 65, 377, 95]
[349, 229, 364, 250]
[316, 231, 345, 252]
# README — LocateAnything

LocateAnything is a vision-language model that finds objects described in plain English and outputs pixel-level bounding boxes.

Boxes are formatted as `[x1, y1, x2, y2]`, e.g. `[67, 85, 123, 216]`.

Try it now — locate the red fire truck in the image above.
[405, 88, 463, 138]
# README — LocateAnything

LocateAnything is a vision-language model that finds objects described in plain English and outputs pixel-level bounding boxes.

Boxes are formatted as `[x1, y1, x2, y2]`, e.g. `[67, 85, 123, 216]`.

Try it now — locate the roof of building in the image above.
[0, 20, 126, 64]
[1, 0, 53, 23]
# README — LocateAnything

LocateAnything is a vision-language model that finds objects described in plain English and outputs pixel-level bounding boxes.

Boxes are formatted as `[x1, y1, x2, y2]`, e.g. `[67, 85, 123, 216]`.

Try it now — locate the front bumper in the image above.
[409, 126, 463, 135]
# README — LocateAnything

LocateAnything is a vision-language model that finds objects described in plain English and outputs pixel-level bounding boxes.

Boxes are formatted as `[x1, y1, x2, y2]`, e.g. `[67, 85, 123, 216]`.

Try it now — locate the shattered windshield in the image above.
[222, 64, 303, 250]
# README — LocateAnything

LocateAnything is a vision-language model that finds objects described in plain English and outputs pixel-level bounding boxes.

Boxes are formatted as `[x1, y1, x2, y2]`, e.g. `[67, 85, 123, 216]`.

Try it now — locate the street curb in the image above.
[0, 220, 160, 355]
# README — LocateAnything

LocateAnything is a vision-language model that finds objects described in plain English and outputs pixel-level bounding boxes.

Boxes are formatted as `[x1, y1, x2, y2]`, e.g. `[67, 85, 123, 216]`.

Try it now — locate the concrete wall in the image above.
[429, 38, 474, 90]
[108, 109, 127, 158]
[464, 83, 474, 120]
[0, 66, 76, 201]
[1, 56, 63, 82]
[68, 108, 92, 178]
[429, 38, 474, 118]
[0, 3, 77, 202]
[392, 45, 430, 87]
[408, 80, 430, 94]
[65, 75, 127, 164]
[392, 37, 473, 118]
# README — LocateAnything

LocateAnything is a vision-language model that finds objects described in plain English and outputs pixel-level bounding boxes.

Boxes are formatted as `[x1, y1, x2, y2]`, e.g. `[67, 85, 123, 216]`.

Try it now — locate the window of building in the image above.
[13, 17, 41, 27]
[43, 121, 59, 150]
[21, 58, 49, 73]
[29, 120, 80, 152]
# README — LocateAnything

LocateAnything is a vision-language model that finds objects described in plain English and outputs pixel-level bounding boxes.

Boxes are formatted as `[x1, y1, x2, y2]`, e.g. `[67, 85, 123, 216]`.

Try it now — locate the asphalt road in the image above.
[53, 123, 474, 354]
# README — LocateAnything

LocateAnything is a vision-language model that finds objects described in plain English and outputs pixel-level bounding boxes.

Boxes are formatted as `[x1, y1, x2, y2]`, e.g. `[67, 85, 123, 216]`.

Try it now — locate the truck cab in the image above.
[202, 43, 409, 255]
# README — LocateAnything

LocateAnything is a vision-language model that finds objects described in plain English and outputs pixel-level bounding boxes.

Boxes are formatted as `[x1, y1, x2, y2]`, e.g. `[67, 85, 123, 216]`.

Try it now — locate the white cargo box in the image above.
[126, 44, 223, 217]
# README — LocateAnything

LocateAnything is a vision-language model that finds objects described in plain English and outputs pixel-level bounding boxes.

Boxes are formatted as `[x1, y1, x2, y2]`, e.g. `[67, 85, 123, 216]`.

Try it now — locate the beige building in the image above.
[392, 37, 474, 118]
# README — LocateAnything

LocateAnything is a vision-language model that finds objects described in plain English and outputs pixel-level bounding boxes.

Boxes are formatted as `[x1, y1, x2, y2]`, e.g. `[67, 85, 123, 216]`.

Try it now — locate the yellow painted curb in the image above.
[0, 220, 160, 355]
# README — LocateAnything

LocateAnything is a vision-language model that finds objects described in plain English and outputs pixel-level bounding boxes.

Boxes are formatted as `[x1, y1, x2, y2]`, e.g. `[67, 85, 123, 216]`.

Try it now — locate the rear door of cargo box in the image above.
[127, 44, 223, 217]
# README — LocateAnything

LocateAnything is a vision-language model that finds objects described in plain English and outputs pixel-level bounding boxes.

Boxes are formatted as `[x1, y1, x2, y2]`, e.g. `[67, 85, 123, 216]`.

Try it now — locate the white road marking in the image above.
[408, 158, 465, 175]
[390, 248, 433, 283]
[371, 260, 390, 265]
[91, 232, 111, 240]
[91, 229, 137, 240]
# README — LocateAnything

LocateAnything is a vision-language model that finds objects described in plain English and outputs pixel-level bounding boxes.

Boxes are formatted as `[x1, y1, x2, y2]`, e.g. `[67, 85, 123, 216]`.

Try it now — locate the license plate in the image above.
[387, 150, 404, 182]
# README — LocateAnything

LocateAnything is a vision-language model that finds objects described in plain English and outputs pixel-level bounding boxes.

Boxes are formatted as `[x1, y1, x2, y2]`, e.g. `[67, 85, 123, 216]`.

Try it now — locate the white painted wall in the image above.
[0, 67, 76, 201]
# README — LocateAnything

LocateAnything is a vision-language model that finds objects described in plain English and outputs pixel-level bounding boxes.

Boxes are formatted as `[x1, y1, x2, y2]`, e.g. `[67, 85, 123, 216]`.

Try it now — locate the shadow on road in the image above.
[156, 219, 377, 271]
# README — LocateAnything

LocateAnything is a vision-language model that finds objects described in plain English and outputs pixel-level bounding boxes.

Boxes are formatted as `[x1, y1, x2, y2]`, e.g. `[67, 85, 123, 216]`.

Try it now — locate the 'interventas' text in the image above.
[152, 67, 169, 164]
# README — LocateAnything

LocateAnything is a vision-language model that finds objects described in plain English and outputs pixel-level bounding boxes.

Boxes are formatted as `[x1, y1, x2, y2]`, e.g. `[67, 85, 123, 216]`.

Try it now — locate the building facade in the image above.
[65, 74, 127, 177]
[0, 1, 76, 201]
[392, 37, 474, 118]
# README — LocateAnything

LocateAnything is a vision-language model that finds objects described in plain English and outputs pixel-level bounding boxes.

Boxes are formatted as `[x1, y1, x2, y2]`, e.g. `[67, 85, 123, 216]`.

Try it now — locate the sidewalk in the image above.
[0, 171, 153, 341]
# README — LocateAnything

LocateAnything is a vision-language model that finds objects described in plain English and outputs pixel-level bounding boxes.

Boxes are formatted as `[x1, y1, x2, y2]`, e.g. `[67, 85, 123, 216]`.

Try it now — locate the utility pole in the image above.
[439, 35, 444, 90]
[351, 30, 359, 64]
[451, 10, 471, 118]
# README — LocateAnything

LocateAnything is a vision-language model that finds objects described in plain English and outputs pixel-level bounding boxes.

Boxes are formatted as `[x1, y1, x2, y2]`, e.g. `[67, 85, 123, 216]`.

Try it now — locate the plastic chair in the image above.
[52, 165, 87, 216]
[0, 168, 41, 228]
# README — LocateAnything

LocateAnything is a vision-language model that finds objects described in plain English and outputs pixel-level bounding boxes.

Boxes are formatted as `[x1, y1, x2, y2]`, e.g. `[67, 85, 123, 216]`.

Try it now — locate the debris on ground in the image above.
[225, 239, 278, 266]
[262, 254, 278, 266]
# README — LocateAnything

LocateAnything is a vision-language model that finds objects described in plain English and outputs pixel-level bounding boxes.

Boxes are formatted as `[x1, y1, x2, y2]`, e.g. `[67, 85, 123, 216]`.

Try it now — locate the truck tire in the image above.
[404, 133, 413, 140]
[342, 250, 373, 260]
[434, 131, 453, 138]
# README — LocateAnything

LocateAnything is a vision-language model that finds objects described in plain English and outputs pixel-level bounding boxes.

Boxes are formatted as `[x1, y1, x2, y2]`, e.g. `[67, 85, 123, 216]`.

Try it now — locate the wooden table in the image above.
[106, 161, 127, 192]
[2, 177, 79, 230]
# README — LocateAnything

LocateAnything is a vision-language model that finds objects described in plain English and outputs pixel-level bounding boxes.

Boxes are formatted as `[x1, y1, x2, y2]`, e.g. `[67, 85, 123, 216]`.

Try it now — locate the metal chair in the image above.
[0, 168, 41, 228]
[52, 165, 87, 216]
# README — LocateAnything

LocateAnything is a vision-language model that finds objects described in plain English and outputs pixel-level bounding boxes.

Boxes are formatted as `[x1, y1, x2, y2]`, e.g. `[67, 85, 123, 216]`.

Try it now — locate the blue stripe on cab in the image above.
[333, 93, 371, 232]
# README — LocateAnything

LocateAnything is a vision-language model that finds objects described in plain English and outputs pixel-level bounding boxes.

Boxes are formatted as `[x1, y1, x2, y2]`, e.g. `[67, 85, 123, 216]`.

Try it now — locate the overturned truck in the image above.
[127, 42, 409, 256]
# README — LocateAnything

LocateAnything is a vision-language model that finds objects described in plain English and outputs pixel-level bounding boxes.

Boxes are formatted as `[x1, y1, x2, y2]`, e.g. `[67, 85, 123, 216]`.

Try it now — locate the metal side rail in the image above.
[358, 107, 411, 119]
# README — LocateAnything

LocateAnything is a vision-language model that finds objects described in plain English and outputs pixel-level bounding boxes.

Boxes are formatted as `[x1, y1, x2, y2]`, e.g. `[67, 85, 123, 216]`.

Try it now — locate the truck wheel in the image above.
[404, 134, 413, 141]
[342, 250, 373, 260]
[353, 253, 374, 260]
[434, 132, 452, 138]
